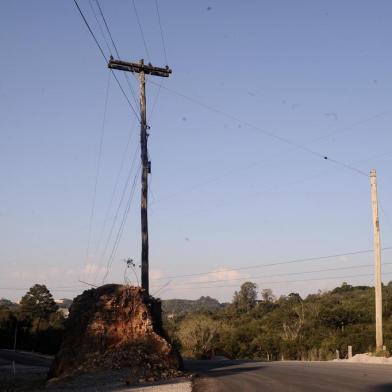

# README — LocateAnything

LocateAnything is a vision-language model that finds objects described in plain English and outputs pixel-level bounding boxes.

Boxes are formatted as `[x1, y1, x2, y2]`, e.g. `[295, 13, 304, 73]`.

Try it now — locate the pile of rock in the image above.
[48, 284, 182, 385]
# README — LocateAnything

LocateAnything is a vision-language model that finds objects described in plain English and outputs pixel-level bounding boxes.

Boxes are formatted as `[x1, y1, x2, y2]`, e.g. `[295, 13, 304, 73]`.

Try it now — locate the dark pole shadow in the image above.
[185, 359, 265, 378]
[369, 384, 392, 392]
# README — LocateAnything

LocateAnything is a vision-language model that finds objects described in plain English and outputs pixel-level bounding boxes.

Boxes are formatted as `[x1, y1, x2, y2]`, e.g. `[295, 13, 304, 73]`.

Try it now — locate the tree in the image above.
[331, 282, 353, 294]
[251, 333, 280, 361]
[0, 298, 18, 308]
[261, 289, 275, 303]
[177, 314, 220, 359]
[0, 306, 17, 349]
[233, 282, 257, 312]
[166, 282, 386, 361]
[20, 284, 58, 331]
[320, 306, 360, 332]
[287, 293, 302, 304]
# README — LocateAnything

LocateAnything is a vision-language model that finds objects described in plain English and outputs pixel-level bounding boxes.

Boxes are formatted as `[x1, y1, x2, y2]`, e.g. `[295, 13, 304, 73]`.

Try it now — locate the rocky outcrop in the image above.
[48, 284, 182, 383]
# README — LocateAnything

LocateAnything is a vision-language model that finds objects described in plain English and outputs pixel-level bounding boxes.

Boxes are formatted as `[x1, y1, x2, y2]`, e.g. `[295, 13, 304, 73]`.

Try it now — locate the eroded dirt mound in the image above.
[48, 285, 182, 384]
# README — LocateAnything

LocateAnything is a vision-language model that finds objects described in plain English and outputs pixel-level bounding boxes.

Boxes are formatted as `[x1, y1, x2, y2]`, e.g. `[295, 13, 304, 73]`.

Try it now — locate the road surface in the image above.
[0, 349, 52, 367]
[186, 359, 392, 392]
[2, 351, 392, 391]
[0, 350, 191, 391]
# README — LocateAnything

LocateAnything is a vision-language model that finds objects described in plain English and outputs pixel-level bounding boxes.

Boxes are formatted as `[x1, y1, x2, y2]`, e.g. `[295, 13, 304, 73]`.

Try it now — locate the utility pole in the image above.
[370, 169, 383, 350]
[108, 57, 171, 296]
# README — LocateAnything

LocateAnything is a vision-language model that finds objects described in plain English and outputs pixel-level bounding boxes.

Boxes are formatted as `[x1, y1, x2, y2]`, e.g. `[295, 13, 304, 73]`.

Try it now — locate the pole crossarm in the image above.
[108, 56, 172, 77]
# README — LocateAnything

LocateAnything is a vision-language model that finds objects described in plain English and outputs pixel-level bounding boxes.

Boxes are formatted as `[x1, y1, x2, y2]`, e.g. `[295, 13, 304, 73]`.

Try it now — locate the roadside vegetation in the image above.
[2, 281, 392, 360]
[0, 284, 65, 354]
[163, 282, 392, 361]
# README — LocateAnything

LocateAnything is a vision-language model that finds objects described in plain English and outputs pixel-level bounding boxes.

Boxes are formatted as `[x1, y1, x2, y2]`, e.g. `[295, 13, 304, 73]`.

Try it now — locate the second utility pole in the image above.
[370, 169, 383, 350]
[108, 57, 172, 296]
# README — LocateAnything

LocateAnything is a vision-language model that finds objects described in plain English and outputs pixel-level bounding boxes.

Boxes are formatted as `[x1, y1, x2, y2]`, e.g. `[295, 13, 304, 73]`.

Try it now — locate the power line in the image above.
[94, 0, 140, 110]
[110, 68, 140, 119]
[322, 156, 368, 177]
[5, 262, 392, 295]
[154, 0, 168, 65]
[150, 112, 386, 207]
[0, 286, 84, 291]
[7, 264, 392, 294]
[95, 0, 120, 57]
[73, 0, 140, 119]
[148, 0, 170, 125]
[150, 246, 392, 282]
[149, 160, 371, 235]
[152, 280, 171, 296]
[110, 164, 141, 268]
[122, 72, 141, 110]
[91, 130, 138, 279]
[151, 261, 392, 289]
[149, 144, 391, 229]
[147, 80, 369, 177]
[380, 201, 392, 232]
[102, 163, 141, 284]
[0, 286, 84, 292]
[74, 0, 107, 61]
[151, 164, 335, 223]
[4, 268, 392, 295]
[73, 0, 143, 283]
[301, 112, 388, 149]
[149, 81, 163, 120]
[94, 147, 140, 283]
[161, 271, 392, 292]
[86, 1, 145, 283]
[88, 0, 112, 55]
[131, 0, 151, 61]
[150, 154, 324, 207]
[82, 73, 111, 283]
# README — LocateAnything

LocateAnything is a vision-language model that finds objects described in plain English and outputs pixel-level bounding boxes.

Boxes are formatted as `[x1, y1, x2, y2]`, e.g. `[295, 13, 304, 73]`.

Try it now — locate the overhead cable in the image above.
[73, 0, 140, 119]
[161, 271, 392, 291]
[150, 246, 392, 281]
[151, 261, 392, 289]
[131, 0, 151, 61]
[147, 80, 369, 177]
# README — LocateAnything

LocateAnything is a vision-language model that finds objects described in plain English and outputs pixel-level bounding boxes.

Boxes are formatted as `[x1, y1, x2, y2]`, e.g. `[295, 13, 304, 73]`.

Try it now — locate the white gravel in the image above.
[334, 353, 392, 364]
[126, 380, 192, 392]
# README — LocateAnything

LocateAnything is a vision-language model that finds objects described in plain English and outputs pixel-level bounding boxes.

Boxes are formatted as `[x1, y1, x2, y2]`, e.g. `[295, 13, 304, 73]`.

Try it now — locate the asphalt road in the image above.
[186, 359, 392, 392]
[2, 351, 392, 391]
[0, 349, 52, 367]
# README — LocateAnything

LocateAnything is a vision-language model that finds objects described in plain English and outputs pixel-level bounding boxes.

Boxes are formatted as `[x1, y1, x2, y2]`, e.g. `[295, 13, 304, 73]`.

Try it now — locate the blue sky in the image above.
[1, 0, 392, 302]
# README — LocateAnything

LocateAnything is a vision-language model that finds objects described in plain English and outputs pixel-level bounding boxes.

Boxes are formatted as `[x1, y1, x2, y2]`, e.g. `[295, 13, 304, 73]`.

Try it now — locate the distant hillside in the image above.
[0, 298, 18, 309]
[162, 296, 225, 315]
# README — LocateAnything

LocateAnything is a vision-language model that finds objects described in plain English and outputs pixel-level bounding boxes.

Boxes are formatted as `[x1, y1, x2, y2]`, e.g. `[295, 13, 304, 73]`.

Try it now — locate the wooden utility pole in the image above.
[108, 57, 171, 296]
[139, 60, 149, 294]
[370, 169, 383, 350]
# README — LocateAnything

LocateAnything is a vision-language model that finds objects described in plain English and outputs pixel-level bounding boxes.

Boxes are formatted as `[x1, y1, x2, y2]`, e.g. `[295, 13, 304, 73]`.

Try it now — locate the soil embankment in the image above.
[48, 284, 182, 385]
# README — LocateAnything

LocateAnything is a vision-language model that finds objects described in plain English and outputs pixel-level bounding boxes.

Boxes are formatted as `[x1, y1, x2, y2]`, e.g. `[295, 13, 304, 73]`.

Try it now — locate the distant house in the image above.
[57, 307, 70, 318]
[55, 298, 73, 308]
[55, 298, 72, 318]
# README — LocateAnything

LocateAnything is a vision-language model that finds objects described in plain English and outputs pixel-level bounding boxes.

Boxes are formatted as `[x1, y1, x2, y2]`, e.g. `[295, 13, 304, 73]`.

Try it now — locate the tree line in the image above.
[0, 284, 65, 354]
[163, 281, 392, 360]
[2, 281, 392, 360]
